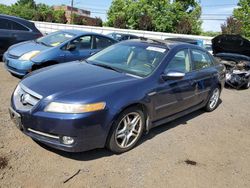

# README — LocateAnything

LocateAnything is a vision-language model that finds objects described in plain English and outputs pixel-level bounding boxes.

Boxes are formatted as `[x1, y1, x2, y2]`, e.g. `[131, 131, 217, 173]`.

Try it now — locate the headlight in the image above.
[44, 102, 106, 113]
[19, 51, 40, 60]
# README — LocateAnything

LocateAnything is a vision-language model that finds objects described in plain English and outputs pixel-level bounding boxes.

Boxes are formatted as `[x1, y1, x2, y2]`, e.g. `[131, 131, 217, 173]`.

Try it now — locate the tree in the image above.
[138, 14, 153, 31]
[15, 0, 36, 8]
[221, 16, 242, 35]
[72, 14, 86, 25]
[233, 0, 250, 38]
[176, 16, 193, 34]
[53, 10, 67, 24]
[106, 0, 202, 34]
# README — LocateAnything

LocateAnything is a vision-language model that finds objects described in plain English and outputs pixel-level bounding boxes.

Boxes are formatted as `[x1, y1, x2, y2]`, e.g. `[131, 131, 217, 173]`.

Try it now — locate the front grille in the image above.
[13, 84, 42, 111]
[8, 53, 20, 59]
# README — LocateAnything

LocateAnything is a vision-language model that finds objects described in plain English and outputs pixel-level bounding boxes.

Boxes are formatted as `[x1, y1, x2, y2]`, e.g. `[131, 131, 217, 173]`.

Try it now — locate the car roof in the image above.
[120, 38, 204, 50]
[0, 14, 40, 32]
[60, 30, 117, 41]
[109, 32, 138, 37]
[165, 37, 199, 43]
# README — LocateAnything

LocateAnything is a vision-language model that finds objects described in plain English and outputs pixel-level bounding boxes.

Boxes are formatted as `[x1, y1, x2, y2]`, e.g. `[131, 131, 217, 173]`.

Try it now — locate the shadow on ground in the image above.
[36, 99, 222, 161]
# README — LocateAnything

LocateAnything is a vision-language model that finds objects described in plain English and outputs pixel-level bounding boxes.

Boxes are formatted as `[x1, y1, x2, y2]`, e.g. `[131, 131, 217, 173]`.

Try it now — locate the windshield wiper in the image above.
[91, 63, 123, 73]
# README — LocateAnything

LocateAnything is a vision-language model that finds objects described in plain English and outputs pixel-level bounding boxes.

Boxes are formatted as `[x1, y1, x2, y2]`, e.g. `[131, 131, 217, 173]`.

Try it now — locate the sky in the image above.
[0, 0, 239, 32]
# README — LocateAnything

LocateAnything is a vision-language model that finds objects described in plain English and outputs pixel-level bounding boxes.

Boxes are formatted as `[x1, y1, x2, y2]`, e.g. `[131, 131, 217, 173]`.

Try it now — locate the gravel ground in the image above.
[0, 63, 250, 188]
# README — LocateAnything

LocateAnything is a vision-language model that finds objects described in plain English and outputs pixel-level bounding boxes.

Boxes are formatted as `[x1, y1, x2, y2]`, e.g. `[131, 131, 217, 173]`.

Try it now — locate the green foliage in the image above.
[72, 13, 87, 25]
[233, 0, 250, 38]
[106, 0, 202, 34]
[0, 0, 101, 26]
[221, 16, 242, 35]
[15, 0, 36, 8]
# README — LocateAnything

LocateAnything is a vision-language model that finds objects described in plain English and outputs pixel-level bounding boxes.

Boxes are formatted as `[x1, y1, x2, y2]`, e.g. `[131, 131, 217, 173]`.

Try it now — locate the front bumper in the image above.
[9, 104, 109, 152]
[3, 53, 34, 76]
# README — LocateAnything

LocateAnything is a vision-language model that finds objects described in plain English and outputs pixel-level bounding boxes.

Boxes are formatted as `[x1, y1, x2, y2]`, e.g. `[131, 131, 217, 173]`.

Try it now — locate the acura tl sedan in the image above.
[3, 30, 117, 76]
[9, 39, 225, 153]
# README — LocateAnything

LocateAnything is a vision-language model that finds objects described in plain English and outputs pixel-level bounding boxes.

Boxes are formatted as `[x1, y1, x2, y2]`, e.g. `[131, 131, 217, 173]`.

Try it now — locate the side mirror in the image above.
[66, 43, 76, 51]
[161, 71, 185, 81]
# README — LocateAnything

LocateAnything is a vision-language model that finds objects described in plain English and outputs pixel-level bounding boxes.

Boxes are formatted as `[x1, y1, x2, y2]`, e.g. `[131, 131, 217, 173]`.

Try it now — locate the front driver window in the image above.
[165, 50, 191, 73]
[72, 36, 92, 50]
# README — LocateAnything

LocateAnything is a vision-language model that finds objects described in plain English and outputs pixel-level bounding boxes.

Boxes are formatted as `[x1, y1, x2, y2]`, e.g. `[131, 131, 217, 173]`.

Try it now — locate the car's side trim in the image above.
[152, 102, 205, 128]
[155, 88, 210, 111]
[155, 100, 178, 110]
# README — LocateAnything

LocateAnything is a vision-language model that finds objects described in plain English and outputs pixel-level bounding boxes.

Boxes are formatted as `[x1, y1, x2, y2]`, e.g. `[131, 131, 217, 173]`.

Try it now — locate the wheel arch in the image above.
[32, 60, 59, 71]
[105, 102, 150, 146]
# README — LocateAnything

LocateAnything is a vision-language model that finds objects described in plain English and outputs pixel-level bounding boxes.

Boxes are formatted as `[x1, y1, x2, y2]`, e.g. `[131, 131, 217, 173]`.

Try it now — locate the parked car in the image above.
[0, 14, 42, 57]
[204, 44, 213, 54]
[9, 39, 225, 153]
[3, 30, 117, 76]
[212, 34, 250, 89]
[107, 32, 139, 41]
[165, 37, 204, 47]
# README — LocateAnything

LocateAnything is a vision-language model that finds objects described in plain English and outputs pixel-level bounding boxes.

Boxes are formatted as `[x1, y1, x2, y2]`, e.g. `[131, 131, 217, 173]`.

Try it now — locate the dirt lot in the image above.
[0, 62, 250, 188]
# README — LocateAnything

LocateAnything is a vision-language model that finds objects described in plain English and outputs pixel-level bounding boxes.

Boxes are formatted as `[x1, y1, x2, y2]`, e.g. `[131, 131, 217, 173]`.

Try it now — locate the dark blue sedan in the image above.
[9, 39, 225, 153]
[3, 30, 117, 76]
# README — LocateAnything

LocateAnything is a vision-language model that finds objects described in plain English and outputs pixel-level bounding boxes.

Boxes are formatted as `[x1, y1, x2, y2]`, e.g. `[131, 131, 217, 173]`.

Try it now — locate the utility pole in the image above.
[70, 0, 74, 24]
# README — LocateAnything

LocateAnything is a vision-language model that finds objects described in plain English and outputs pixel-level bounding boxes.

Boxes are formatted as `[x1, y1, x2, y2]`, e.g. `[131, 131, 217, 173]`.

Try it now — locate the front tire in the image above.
[107, 107, 145, 154]
[204, 87, 221, 112]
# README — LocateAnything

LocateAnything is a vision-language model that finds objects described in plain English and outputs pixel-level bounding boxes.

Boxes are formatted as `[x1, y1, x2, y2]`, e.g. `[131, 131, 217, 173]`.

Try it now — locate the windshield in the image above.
[87, 43, 167, 77]
[36, 31, 75, 47]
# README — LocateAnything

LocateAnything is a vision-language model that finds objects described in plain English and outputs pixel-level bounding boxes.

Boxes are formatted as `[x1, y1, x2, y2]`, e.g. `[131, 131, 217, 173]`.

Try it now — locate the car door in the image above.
[0, 18, 14, 55]
[190, 49, 217, 102]
[153, 49, 199, 120]
[63, 35, 95, 62]
[9, 20, 32, 44]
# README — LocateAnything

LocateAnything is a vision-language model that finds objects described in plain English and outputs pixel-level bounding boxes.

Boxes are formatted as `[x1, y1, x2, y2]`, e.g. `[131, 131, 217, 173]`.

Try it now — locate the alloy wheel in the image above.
[115, 112, 143, 149]
[209, 88, 220, 109]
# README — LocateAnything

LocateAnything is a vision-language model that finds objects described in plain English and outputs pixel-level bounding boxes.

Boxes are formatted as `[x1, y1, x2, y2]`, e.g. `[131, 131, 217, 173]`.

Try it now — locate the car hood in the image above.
[212, 34, 250, 57]
[21, 62, 138, 100]
[8, 40, 50, 57]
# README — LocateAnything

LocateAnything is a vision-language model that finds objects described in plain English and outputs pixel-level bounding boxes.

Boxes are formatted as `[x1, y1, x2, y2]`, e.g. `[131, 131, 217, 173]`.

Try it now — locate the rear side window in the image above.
[0, 18, 11, 29]
[95, 36, 114, 49]
[165, 49, 191, 73]
[12, 22, 29, 31]
[0, 18, 29, 31]
[191, 49, 213, 70]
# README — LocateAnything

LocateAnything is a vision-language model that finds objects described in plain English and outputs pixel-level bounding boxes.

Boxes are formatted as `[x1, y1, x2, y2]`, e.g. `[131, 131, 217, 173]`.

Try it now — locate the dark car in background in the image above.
[107, 32, 139, 41]
[3, 30, 117, 76]
[165, 37, 204, 47]
[0, 14, 42, 57]
[212, 34, 250, 89]
[9, 39, 225, 153]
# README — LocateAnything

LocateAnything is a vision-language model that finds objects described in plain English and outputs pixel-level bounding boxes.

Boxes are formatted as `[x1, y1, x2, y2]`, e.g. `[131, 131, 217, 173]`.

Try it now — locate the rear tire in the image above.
[107, 107, 145, 154]
[204, 87, 221, 112]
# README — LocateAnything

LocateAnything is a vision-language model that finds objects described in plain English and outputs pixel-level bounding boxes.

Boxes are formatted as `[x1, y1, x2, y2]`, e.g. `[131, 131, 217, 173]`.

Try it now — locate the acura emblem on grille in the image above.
[20, 93, 29, 105]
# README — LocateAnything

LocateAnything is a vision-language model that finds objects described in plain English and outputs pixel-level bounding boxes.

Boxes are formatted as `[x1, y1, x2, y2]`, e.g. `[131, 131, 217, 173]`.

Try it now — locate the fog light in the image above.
[62, 136, 74, 145]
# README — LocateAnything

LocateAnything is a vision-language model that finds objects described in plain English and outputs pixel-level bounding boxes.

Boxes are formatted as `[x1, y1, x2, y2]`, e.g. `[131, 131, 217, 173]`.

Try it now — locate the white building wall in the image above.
[33, 21, 213, 44]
